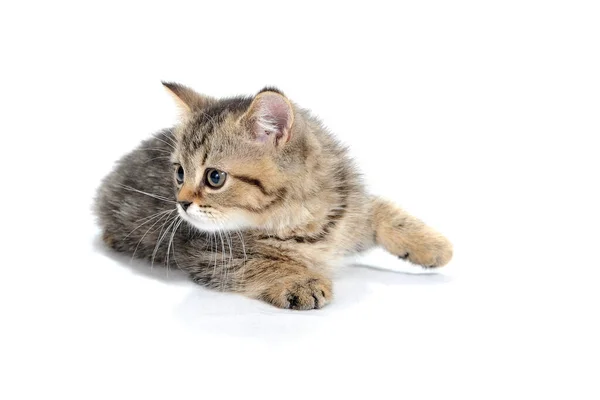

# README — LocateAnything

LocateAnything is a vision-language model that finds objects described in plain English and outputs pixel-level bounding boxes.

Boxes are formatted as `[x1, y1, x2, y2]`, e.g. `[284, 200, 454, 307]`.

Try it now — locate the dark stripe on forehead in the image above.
[183, 96, 253, 154]
[185, 120, 211, 153]
[202, 96, 253, 120]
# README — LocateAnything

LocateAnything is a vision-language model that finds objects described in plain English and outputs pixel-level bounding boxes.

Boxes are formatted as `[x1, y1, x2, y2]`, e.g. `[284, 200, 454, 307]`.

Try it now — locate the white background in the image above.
[1, 1, 599, 399]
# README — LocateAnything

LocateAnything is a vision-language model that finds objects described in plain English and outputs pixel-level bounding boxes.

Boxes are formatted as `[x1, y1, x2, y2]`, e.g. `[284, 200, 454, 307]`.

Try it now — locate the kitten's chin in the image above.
[177, 207, 252, 232]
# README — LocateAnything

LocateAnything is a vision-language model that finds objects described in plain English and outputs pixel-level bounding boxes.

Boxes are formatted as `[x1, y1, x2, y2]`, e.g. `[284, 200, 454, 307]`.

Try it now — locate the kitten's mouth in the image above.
[176, 203, 253, 232]
[177, 204, 224, 232]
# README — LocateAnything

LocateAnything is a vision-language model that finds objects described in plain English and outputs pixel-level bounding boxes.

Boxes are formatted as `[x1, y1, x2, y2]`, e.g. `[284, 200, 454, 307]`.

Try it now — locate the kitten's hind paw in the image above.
[399, 232, 453, 268]
[372, 199, 453, 269]
[261, 274, 333, 310]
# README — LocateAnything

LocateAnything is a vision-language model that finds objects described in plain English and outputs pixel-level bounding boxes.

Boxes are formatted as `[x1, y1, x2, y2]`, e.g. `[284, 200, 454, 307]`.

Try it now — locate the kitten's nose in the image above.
[178, 201, 192, 211]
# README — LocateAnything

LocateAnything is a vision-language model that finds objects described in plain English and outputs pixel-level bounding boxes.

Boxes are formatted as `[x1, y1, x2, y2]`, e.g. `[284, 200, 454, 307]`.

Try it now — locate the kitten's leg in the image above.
[188, 251, 332, 310]
[371, 198, 453, 268]
[243, 258, 333, 310]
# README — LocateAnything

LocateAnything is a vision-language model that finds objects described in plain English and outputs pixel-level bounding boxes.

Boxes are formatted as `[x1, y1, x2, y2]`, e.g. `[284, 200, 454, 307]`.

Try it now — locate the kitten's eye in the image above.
[205, 168, 227, 189]
[175, 166, 184, 184]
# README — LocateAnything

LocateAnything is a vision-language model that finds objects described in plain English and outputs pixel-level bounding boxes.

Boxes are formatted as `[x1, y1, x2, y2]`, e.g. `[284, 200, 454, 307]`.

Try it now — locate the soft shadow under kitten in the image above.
[95, 83, 453, 309]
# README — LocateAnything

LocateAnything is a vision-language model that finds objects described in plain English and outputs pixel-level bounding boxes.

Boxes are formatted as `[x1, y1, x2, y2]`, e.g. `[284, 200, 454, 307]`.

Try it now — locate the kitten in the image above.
[95, 83, 453, 309]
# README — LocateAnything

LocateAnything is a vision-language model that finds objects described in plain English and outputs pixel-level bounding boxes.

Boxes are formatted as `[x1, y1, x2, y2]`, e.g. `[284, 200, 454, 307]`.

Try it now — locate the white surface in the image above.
[1, 1, 599, 399]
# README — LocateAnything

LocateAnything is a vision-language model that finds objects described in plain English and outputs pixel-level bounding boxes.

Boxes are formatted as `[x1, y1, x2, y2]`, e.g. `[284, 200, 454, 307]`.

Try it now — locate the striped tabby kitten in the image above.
[95, 83, 453, 309]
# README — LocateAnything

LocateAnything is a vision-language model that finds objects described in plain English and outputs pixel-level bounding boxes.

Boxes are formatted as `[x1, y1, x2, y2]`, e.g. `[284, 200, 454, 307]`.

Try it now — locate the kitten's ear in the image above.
[242, 89, 294, 146]
[162, 82, 211, 114]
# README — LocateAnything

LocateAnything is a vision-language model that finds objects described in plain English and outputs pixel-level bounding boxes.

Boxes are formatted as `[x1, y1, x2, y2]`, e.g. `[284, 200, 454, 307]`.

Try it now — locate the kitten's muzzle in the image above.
[178, 201, 192, 211]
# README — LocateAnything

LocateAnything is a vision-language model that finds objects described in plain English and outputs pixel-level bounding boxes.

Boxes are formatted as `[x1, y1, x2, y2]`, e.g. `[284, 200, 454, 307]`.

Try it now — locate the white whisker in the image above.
[216, 227, 226, 291]
[233, 228, 247, 291]
[154, 137, 176, 150]
[220, 222, 233, 290]
[132, 210, 175, 262]
[157, 131, 177, 146]
[143, 156, 173, 165]
[166, 218, 183, 276]
[151, 214, 178, 268]
[117, 184, 176, 204]
[144, 148, 173, 154]
[124, 209, 173, 240]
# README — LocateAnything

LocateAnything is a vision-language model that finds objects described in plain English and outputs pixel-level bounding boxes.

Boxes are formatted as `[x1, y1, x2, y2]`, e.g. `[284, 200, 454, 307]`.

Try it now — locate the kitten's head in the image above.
[163, 82, 307, 232]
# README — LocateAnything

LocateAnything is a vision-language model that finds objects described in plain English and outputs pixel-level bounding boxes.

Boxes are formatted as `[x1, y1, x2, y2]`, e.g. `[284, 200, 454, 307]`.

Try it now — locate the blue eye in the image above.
[175, 166, 184, 184]
[205, 168, 227, 188]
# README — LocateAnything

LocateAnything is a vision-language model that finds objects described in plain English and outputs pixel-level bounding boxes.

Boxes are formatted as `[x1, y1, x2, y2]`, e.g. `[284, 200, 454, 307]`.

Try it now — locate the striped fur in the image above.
[94, 84, 453, 309]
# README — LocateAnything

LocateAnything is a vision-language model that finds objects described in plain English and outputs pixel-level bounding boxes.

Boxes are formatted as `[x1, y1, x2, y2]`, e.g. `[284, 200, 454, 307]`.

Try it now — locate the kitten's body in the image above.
[95, 84, 452, 309]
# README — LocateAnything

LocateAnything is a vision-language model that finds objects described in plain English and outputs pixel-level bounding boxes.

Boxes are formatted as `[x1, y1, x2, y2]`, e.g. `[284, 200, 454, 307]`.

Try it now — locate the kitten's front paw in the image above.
[403, 233, 453, 268]
[262, 274, 333, 310]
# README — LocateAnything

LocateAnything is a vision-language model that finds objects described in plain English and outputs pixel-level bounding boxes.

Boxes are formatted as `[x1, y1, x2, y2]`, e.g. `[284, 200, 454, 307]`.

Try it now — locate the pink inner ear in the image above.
[253, 92, 292, 144]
